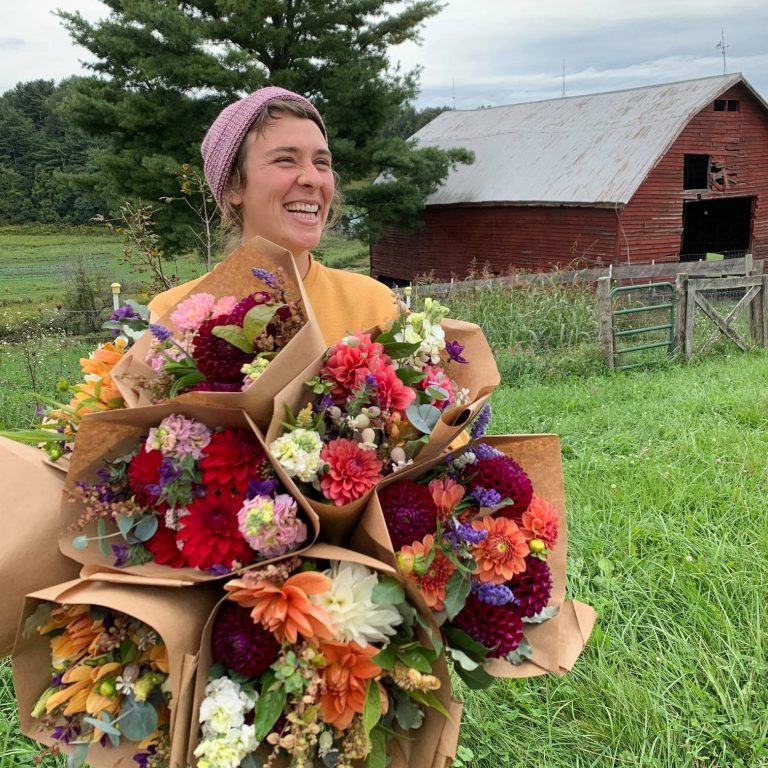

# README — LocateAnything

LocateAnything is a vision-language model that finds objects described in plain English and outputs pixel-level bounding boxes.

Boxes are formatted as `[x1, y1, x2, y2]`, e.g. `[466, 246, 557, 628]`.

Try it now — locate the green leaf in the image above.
[23, 603, 53, 639]
[414, 612, 443, 655]
[408, 689, 452, 719]
[96, 519, 110, 557]
[453, 662, 494, 690]
[66, 742, 89, 768]
[252, 679, 287, 741]
[371, 576, 405, 605]
[395, 368, 427, 386]
[72, 535, 88, 551]
[392, 688, 425, 730]
[83, 714, 120, 737]
[169, 372, 206, 397]
[117, 638, 140, 664]
[424, 385, 449, 401]
[371, 645, 395, 670]
[119, 696, 158, 741]
[133, 516, 158, 542]
[443, 627, 492, 662]
[0, 429, 72, 445]
[381, 340, 422, 359]
[523, 605, 559, 624]
[405, 403, 441, 434]
[212, 324, 254, 353]
[366, 726, 388, 768]
[243, 303, 282, 344]
[448, 648, 480, 671]
[397, 647, 433, 674]
[117, 515, 135, 539]
[362, 679, 381, 736]
[505, 637, 534, 666]
[441, 570, 471, 621]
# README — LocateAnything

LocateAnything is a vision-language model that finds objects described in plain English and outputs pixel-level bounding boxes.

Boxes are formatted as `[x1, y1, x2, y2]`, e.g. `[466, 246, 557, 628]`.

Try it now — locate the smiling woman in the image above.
[148, 87, 397, 345]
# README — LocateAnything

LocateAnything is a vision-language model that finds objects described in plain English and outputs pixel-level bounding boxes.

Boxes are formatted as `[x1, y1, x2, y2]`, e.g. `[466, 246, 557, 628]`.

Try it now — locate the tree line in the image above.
[1, 0, 469, 258]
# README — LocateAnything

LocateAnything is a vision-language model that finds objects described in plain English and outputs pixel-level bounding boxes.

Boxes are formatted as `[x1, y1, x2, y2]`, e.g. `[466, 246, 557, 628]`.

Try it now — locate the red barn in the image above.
[371, 74, 768, 283]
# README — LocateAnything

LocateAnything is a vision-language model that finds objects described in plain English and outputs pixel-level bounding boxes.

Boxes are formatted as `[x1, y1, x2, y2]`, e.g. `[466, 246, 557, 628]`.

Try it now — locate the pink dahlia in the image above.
[466, 455, 533, 521]
[450, 593, 524, 658]
[364, 358, 417, 413]
[508, 555, 553, 618]
[321, 333, 388, 402]
[212, 602, 281, 677]
[320, 438, 383, 506]
[170, 292, 217, 333]
[379, 479, 438, 550]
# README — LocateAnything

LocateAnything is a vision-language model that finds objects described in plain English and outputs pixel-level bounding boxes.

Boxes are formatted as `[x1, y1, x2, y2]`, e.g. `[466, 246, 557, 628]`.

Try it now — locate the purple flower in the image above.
[149, 323, 173, 342]
[473, 442, 504, 461]
[470, 486, 502, 507]
[159, 459, 184, 487]
[133, 747, 157, 768]
[112, 543, 130, 568]
[110, 305, 141, 323]
[364, 373, 378, 388]
[252, 268, 278, 288]
[455, 522, 488, 545]
[208, 563, 232, 576]
[247, 478, 281, 499]
[51, 719, 80, 744]
[471, 580, 516, 606]
[445, 340, 468, 364]
[470, 403, 491, 440]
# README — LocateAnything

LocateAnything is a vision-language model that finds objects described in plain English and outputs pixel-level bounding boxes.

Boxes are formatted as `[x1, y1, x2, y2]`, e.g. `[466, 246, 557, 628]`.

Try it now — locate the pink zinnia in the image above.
[170, 292, 217, 333]
[212, 295, 238, 318]
[320, 438, 383, 506]
[321, 333, 389, 402]
[365, 358, 416, 413]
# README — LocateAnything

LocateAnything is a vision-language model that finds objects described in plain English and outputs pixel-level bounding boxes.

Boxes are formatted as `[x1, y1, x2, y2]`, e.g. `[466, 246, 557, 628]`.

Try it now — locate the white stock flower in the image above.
[199, 677, 251, 738]
[269, 428, 324, 483]
[310, 561, 402, 646]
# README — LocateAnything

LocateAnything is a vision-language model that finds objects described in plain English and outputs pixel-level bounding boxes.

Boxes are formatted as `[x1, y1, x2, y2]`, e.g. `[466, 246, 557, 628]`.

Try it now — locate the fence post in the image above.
[110, 282, 121, 312]
[748, 259, 764, 345]
[674, 273, 688, 354]
[762, 275, 768, 349]
[597, 276, 614, 369]
[744, 252, 753, 276]
[684, 279, 697, 359]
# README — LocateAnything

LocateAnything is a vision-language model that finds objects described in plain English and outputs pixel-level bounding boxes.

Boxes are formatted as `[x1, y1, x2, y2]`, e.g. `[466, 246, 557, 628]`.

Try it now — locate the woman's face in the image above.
[228, 114, 334, 257]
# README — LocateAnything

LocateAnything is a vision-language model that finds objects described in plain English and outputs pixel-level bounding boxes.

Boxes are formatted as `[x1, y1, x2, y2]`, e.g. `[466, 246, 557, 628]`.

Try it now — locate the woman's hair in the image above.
[219, 99, 343, 241]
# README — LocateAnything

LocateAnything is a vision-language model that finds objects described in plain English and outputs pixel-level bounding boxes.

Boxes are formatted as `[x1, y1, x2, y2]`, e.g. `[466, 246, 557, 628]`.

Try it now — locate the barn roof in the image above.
[411, 73, 767, 207]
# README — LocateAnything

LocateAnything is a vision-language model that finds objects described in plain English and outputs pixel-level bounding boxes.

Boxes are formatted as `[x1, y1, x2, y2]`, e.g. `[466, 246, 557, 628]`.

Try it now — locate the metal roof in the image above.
[410, 74, 766, 207]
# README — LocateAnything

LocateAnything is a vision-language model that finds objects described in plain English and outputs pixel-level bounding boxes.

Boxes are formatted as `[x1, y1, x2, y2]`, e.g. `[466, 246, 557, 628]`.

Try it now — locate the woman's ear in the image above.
[226, 184, 243, 207]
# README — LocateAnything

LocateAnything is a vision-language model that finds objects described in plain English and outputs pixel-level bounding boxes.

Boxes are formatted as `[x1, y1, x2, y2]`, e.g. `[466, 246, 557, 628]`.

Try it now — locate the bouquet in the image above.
[265, 298, 499, 539]
[13, 577, 219, 768]
[61, 404, 319, 580]
[189, 545, 454, 768]
[112, 237, 326, 430]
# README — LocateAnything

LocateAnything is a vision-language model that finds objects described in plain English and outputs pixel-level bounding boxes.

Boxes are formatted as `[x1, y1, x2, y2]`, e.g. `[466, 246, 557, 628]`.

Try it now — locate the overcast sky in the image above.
[1, 0, 766, 109]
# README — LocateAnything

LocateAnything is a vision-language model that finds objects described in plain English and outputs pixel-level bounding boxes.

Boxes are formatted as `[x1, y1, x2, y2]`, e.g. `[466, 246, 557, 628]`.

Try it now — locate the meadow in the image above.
[0, 242, 766, 767]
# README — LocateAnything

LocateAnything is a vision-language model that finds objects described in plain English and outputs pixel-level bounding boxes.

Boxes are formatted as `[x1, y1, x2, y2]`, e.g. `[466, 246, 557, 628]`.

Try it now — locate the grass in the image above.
[1, 273, 767, 767]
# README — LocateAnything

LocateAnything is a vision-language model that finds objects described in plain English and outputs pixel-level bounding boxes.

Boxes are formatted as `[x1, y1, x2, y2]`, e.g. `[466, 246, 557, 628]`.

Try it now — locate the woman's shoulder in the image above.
[311, 261, 395, 299]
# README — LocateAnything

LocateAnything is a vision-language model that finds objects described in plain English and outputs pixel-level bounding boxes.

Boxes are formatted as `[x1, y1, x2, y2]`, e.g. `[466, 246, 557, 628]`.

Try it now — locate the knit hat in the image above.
[201, 86, 326, 206]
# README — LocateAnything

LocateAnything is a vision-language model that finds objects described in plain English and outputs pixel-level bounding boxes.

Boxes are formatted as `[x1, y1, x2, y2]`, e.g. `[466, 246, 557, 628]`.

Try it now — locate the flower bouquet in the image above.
[348, 428, 597, 683]
[264, 298, 499, 542]
[60, 403, 319, 581]
[188, 543, 459, 768]
[0, 437, 81, 656]
[12, 576, 219, 768]
[111, 237, 326, 430]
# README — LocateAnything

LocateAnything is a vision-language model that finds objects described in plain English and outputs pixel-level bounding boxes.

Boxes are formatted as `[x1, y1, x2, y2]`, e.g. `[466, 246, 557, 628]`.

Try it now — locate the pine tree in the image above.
[58, 0, 471, 253]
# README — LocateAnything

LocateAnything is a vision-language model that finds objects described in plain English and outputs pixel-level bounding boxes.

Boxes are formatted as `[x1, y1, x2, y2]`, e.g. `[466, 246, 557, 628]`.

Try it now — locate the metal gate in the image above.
[611, 282, 676, 370]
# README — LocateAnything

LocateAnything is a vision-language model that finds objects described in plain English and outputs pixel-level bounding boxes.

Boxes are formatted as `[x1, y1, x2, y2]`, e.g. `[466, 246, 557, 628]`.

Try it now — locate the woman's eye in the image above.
[315, 158, 332, 168]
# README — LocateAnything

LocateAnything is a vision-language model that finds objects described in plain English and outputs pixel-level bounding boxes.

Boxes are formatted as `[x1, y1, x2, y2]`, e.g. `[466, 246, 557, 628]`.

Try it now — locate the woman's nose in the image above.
[298, 163, 321, 187]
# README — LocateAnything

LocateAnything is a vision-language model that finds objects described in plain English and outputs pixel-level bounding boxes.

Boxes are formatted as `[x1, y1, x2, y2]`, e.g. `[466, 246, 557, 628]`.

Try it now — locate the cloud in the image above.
[0, 37, 27, 50]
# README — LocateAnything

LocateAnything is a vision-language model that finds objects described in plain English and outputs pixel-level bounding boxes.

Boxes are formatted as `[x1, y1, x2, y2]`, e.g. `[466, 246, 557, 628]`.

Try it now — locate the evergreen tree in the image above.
[58, 0, 472, 252]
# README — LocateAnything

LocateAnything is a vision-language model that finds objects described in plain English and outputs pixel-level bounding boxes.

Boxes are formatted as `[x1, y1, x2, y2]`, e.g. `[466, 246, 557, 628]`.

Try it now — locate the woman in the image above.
[148, 86, 398, 344]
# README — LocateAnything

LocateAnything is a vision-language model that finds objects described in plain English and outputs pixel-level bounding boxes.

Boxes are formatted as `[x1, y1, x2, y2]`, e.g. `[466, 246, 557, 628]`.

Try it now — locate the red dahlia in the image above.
[379, 479, 438, 550]
[450, 593, 524, 658]
[200, 429, 270, 497]
[466, 456, 533, 521]
[127, 446, 164, 507]
[212, 602, 280, 676]
[508, 555, 552, 618]
[144, 518, 187, 569]
[176, 492, 254, 570]
[192, 315, 254, 383]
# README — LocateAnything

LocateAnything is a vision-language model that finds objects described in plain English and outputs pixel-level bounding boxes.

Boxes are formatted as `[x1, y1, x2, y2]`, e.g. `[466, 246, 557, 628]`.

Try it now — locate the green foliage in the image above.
[56, 0, 458, 254]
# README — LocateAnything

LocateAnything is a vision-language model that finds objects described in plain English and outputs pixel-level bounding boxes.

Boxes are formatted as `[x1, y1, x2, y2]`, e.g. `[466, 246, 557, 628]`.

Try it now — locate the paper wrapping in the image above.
[350, 434, 596, 679]
[111, 236, 326, 431]
[12, 576, 219, 768]
[264, 318, 499, 546]
[187, 543, 457, 767]
[59, 403, 319, 582]
[0, 437, 80, 657]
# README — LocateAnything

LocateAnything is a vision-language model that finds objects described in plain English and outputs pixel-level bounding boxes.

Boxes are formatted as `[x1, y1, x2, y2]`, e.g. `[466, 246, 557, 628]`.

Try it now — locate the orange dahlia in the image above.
[398, 534, 456, 611]
[472, 516, 529, 584]
[224, 571, 335, 644]
[318, 641, 383, 729]
[521, 494, 559, 550]
[428, 476, 465, 518]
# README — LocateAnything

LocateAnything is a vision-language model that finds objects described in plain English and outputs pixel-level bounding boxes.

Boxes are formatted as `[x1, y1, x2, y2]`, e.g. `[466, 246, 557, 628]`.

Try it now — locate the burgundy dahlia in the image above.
[450, 593, 524, 658]
[192, 316, 253, 383]
[212, 602, 280, 676]
[379, 479, 438, 550]
[508, 555, 552, 618]
[465, 455, 533, 521]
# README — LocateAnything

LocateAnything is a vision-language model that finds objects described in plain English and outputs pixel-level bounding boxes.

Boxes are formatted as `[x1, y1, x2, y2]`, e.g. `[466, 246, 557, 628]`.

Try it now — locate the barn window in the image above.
[714, 99, 740, 112]
[714, 100, 726, 111]
[727, 99, 740, 111]
[684, 154, 710, 190]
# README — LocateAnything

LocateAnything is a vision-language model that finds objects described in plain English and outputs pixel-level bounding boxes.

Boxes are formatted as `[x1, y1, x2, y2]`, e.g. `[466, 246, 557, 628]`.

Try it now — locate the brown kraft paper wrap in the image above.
[350, 434, 597, 678]
[111, 236, 326, 431]
[187, 543, 458, 768]
[60, 403, 320, 582]
[12, 576, 219, 768]
[0, 436, 80, 657]
[264, 318, 499, 546]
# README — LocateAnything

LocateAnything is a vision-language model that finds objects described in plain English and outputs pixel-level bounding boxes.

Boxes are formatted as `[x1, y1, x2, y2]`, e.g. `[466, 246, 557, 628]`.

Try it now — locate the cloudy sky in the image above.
[1, 0, 766, 108]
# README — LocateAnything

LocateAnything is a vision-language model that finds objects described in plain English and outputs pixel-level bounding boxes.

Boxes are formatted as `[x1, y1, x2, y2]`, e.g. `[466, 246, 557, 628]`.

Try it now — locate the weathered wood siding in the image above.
[371, 206, 617, 282]
[619, 83, 768, 263]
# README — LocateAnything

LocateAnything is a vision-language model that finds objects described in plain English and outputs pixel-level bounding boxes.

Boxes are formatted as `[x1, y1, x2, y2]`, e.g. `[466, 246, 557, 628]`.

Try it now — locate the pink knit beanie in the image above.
[201, 86, 326, 206]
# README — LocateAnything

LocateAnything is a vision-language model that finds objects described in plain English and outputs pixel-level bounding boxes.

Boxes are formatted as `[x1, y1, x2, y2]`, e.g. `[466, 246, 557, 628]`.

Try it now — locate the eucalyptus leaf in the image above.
[133, 516, 159, 542]
[392, 689, 425, 730]
[212, 324, 254, 353]
[120, 697, 158, 741]
[72, 535, 88, 551]
[321, 749, 339, 768]
[505, 637, 534, 665]
[97, 519, 110, 557]
[117, 515, 135, 538]
[243, 303, 282, 344]
[83, 715, 121, 737]
[241, 754, 263, 768]
[66, 743, 89, 768]
[23, 603, 53, 639]
[523, 605, 559, 624]
[424, 385, 449, 401]
[405, 403, 441, 434]
[371, 577, 404, 605]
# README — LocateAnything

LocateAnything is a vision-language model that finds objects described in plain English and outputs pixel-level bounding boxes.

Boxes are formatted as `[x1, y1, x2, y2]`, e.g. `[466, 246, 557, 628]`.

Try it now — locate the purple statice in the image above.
[364, 373, 378, 388]
[470, 403, 492, 440]
[251, 267, 278, 289]
[247, 477, 281, 499]
[111, 543, 131, 568]
[133, 747, 157, 768]
[471, 580, 517, 606]
[470, 486, 502, 508]
[473, 442, 504, 461]
[455, 522, 488, 545]
[445, 340, 468, 364]
[149, 323, 173, 342]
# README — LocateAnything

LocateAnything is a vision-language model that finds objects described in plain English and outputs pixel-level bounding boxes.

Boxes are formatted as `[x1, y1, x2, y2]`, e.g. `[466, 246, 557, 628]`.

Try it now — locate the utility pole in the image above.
[716, 28, 728, 74]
